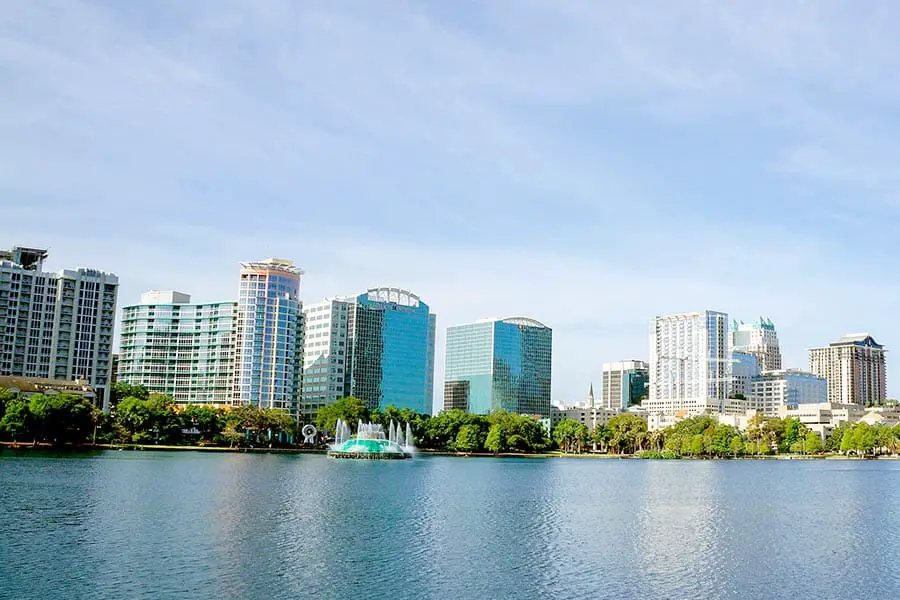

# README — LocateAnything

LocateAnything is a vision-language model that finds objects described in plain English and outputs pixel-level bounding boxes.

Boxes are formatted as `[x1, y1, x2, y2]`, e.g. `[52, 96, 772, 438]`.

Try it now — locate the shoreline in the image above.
[1, 442, 893, 460]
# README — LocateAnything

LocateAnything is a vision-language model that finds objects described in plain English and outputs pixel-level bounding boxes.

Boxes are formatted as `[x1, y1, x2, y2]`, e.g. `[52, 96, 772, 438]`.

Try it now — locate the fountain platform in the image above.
[327, 420, 414, 460]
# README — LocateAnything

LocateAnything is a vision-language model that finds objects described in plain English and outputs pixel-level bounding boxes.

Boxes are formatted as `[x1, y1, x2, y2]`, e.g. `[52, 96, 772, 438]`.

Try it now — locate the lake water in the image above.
[1, 452, 898, 600]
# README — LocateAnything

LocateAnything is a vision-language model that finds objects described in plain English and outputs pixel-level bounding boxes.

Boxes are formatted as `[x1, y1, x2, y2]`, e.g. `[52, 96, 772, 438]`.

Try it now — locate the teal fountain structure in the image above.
[328, 419, 414, 460]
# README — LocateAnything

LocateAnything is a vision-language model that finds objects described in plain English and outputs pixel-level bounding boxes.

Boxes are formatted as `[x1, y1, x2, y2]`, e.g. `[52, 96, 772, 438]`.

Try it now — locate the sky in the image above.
[2, 1, 900, 406]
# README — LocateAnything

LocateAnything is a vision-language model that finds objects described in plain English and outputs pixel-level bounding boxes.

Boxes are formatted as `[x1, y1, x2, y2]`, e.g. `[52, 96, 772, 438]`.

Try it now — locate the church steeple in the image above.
[588, 383, 595, 408]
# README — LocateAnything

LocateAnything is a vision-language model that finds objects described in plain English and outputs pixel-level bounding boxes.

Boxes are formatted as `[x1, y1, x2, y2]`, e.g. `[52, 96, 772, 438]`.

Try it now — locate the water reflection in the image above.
[6, 453, 900, 599]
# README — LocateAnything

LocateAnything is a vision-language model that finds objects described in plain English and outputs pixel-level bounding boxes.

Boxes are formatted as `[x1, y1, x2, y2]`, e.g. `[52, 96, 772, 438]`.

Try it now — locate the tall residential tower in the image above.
[809, 334, 886, 406]
[648, 310, 731, 415]
[233, 258, 304, 418]
[118, 291, 236, 406]
[0, 246, 118, 409]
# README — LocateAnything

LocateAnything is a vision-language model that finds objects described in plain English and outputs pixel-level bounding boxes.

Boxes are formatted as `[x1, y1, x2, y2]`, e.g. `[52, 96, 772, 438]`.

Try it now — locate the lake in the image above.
[1, 452, 898, 600]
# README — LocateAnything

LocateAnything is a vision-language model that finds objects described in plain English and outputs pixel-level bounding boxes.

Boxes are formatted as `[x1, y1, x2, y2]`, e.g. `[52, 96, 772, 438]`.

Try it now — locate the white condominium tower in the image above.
[730, 317, 782, 372]
[233, 258, 304, 418]
[0, 246, 118, 409]
[301, 297, 352, 422]
[117, 291, 237, 406]
[809, 334, 886, 406]
[648, 310, 730, 415]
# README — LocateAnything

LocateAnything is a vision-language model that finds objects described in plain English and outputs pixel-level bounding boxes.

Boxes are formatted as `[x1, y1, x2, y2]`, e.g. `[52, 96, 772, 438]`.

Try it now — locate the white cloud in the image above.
[3, 0, 900, 405]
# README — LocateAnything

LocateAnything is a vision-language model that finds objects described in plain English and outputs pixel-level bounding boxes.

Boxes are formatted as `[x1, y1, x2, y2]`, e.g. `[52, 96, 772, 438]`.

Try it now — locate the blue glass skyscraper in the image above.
[444, 317, 552, 417]
[346, 287, 436, 415]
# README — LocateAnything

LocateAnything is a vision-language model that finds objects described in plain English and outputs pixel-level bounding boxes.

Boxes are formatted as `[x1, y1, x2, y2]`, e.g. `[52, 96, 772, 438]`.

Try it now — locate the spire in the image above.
[588, 383, 595, 408]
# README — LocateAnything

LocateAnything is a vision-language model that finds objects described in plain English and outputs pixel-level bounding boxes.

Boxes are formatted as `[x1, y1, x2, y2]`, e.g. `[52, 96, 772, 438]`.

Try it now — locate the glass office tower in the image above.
[444, 317, 552, 417]
[232, 258, 303, 418]
[347, 287, 436, 415]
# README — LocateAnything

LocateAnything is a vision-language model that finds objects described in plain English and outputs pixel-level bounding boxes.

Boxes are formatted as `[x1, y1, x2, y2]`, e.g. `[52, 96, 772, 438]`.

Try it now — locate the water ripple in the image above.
[3, 454, 900, 599]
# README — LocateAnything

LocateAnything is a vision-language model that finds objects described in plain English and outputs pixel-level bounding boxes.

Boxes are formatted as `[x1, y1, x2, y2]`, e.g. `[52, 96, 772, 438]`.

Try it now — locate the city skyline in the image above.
[4, 2, 900, 403]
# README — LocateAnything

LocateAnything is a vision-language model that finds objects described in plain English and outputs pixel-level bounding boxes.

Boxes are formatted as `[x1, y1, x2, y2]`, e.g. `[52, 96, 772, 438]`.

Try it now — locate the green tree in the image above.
[746, 413, 767, 455]
[454, 424, 484, 453]
[781, 418, 804, 453]
[607, 414, 648, 454]
[729, 435, 744, 457]
[485, 423, 505, 454]
[420, 410, 488, 450]
[115, 396, 154, 442]
[593, 423, 611, 452]
[315, 397, 369, 434]
[553, 419, 589, 453]
[111, 382, 149, 409]
[26, 394, 96, 445]
[827, 422, 850, 452]
[687, 434, 704, 456]
[804, 431, 823, 454]
[709, 424, 742, 457]
[180, 405, 224, 441]
[0, 387, 14, 422]
[0, 398, 32, 442]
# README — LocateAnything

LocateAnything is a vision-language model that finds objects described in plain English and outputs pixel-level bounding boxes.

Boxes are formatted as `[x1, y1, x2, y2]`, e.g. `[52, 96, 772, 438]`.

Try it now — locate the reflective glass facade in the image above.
[233, 259, 303, 418]
[444, 318, 552, 417]
[347, 288, 436, 415]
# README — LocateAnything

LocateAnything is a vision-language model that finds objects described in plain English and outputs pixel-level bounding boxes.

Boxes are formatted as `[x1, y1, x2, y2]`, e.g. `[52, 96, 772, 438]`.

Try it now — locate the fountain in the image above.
[328, 419, 414, 460]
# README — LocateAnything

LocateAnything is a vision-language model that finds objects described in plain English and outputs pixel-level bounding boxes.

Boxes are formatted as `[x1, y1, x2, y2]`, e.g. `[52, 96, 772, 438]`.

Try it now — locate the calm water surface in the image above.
[1, 452, 898, 600]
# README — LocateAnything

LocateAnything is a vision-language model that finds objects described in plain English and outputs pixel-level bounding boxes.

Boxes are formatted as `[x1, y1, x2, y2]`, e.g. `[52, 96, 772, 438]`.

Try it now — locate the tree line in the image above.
[317, 396, 551, 453]
[0, 383, 300, 448]
[549, 413, 900, 458]
[6, 383, 900, 457]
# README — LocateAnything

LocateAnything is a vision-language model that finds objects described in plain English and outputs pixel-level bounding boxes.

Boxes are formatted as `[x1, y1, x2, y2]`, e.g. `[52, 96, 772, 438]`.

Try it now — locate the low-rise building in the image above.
[749, 369, 827, 416]
[550, 404, 621, 431]
[0, 375, 96, 402]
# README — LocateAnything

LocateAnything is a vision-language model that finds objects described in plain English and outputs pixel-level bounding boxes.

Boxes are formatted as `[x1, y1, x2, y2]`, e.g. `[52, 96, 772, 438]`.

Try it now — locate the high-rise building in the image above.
[117, 291, 236, 406]
[0, 246, 118, 409]
[731, 350, 760, 399]
[809, 334, 886, 406]
[600, 360, 648, 409]
[730, 317, 782, 371]
[301, 297, 352, 422]
[347, 288, 435, 415]
[749, 369, 827, 416]
[444, 317, 552, 417]
[301, 287, 436, 420]
[648, 310, 731, 415]
[233, 258, 304, 417]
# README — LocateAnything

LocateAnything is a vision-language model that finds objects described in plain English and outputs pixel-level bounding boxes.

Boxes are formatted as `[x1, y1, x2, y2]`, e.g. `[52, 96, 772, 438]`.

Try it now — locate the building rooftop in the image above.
[471, 316, 549, 328]
[0, 375, 96, 395]
[240, 258, 305, 275]
[730, 317, 776, 331]
[830, 333, 884, 349]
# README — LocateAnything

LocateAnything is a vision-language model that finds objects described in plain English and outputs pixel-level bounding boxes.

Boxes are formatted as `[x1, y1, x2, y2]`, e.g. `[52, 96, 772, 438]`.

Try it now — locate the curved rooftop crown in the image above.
[365, 287, 421, 307]
[499, 316, 548, 328]
[833, 333, 883, 348]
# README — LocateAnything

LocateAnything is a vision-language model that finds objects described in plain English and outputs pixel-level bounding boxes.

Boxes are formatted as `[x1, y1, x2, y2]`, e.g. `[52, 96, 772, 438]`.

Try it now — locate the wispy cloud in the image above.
[3, 1, 900, 403]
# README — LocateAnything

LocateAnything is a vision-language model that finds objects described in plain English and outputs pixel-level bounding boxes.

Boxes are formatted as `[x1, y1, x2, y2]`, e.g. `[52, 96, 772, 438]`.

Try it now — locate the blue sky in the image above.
[2, 1, 900, 404]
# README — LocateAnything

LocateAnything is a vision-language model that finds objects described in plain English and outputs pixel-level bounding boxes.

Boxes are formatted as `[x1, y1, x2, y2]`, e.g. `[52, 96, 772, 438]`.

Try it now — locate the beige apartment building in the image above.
[809, 334, 886, 406]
